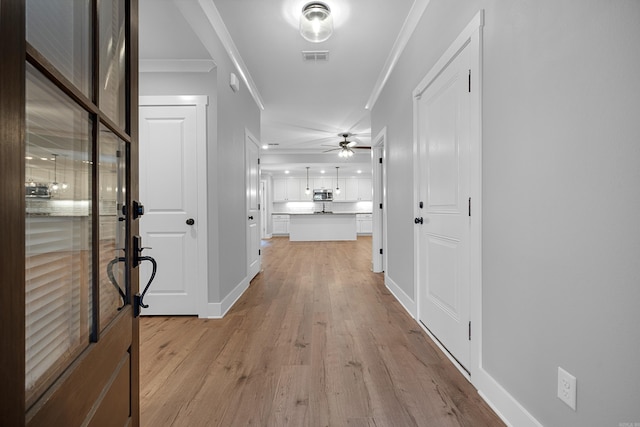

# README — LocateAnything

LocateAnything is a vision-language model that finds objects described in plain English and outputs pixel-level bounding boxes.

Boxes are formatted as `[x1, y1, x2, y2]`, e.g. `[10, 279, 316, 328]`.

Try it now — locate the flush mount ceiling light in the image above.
[300, 2, 333, 43]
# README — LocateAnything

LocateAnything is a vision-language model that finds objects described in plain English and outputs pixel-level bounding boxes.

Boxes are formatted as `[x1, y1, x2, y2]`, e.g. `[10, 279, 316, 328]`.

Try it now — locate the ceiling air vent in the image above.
[302, 50, 329, 62]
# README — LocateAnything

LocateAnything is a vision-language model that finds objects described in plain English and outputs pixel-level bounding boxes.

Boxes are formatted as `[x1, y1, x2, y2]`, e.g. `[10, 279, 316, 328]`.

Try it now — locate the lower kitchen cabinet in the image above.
[272, 214, 290, 235]
[356, 213, 373, 234]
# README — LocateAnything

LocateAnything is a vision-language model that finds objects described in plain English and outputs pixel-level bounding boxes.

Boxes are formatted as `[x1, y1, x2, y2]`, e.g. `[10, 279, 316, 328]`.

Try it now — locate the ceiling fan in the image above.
[322, 133, 371, 157]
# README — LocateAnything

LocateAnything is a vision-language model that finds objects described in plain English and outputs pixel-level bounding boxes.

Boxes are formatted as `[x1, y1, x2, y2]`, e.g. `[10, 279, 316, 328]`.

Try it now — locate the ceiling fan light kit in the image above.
[322, 133, 370, 157]
[300, 2, 333, 43]
[338, 148, 354, 158]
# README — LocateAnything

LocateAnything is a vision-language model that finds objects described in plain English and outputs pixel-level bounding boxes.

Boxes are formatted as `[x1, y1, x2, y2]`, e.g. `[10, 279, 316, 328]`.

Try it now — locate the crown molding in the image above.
[365, 0, 431, 110]
[139, 59, 216, 73]
[175, 0, 265, 110]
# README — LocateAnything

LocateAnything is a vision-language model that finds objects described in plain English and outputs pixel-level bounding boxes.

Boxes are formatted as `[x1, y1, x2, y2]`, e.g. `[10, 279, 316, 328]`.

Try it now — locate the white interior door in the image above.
[246, 130, 261, 280]
[417, 44, 471, 370]
[139, 103, 200, 315]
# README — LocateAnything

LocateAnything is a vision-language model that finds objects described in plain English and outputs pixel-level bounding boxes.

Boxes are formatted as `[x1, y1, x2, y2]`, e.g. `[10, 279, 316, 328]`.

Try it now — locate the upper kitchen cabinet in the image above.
[344, 178, 372, 202]
[312, 177, 333, 190]
[333, 178, 347, 201]
[274, 178, 308, 201]
[357, 178, 372, 201]
[273, 177, 371, 202]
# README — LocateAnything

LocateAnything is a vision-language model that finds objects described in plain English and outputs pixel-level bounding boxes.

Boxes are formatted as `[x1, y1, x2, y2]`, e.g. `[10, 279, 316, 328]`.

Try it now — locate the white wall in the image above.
[140, 1, 260, 308]
[372, 1, 640, 425]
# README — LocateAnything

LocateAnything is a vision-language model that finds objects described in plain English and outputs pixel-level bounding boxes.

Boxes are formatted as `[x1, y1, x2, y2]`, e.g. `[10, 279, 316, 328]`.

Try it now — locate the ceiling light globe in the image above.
[300, 2, 333, 43]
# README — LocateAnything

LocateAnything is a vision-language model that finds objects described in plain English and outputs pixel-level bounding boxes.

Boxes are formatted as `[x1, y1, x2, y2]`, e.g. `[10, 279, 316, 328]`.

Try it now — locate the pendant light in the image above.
[305, 166, 311, 195]
[50, 154, 59, 191]
[335, 166, 341, 194]
[300, 2, 333, 43]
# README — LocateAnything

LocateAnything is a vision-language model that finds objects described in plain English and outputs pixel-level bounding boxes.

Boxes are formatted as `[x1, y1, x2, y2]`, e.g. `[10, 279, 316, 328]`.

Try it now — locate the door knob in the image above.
[248, 215, 254, 220]
[186, 218, 195, 225]
[414, 217, 424, 224]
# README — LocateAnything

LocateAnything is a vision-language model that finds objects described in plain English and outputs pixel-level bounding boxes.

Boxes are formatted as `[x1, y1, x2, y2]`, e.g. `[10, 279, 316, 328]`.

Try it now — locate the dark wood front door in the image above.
[0, 0, 140, 425]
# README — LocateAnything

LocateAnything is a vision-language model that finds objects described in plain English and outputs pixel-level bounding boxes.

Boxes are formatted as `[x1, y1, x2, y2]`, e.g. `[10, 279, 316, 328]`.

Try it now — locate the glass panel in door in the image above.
[98, 126, 128, 331]
[26, 0, 91, 97]
[99, 0, 127, 129]
[24, 63, 93, 409]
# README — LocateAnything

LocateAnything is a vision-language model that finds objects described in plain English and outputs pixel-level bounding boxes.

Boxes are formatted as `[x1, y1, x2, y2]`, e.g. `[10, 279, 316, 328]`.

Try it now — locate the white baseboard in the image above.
[475, 369, 543, 427]
[385, 275, 416, 317]
[202, 277, 250, 319]
[384, 276, 542, 427]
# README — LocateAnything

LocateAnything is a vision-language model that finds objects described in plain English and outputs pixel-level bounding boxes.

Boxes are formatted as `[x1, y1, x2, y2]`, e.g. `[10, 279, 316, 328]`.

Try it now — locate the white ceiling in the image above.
[139, 0, 422, 174]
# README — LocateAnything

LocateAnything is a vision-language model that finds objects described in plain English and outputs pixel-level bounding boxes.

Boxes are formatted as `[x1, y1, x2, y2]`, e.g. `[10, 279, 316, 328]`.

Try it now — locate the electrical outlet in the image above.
[557, 367, 577, 411]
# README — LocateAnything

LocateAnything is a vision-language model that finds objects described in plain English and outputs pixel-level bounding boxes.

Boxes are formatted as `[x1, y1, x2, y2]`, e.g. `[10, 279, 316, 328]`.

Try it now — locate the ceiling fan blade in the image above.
[353, 146, 371, 149]
[346, 141, 357, 148]
[322, 148, 341, 152]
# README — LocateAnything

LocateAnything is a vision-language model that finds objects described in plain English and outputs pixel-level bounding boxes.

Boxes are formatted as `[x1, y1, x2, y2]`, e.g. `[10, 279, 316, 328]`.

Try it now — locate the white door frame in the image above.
[412, 11, 483, 382]
[372, 127, 387, 273]
[260, 180, 270, 239]
[139, 95, 209, 318]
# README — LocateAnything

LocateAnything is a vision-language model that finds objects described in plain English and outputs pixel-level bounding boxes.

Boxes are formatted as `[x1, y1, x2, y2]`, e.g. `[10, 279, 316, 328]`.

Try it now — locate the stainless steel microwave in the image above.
[313, 189, 333, 201]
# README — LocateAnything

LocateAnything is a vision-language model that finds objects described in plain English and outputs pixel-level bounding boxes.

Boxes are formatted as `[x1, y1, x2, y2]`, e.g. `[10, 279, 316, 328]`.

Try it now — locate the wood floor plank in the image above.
[269, 365, 311, 426]
[140, 236, 505, 427]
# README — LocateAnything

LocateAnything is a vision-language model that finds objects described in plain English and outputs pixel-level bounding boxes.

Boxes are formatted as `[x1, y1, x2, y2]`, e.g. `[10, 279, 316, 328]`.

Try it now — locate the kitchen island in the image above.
[288, 212, 357, 241]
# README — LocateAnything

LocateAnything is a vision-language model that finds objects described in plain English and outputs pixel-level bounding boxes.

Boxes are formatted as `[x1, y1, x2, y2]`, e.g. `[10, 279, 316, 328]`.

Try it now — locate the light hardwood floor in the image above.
[140, 236, 504, 426]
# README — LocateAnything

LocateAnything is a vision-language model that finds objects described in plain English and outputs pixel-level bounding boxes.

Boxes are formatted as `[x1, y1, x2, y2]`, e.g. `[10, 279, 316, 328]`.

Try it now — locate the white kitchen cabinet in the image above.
[312, 177, 333, 190]
[273, 178, 303, 201]
[345, 178, 359, 201]
[343, 178, 372, 201]
[356, 213, 373, 234]
[357, 178, 372, 201]
[272, 214, 290, 234]
[333, 178, 347, 201]
[299, 182, 313, 201]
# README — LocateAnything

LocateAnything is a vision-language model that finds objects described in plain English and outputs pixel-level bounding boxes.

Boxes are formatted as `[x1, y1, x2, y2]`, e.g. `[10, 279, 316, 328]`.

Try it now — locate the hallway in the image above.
[140, 237, 503, 426]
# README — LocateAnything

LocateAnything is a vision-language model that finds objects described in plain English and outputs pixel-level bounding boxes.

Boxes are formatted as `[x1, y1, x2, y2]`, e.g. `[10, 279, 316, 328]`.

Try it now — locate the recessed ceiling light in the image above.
[285, 170, 290, 174]
[357, 170, 362, 174]
[262, 144, 269, 149]
[320, 170, 325, 174]
[25, 156, 33, 160]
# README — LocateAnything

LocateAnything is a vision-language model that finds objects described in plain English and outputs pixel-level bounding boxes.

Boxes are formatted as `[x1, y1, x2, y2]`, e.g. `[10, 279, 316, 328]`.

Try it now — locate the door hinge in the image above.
[379, 203, 383, 209]
[468, 70, 471, 93]
[259, 249, 261, 256]
[468, 197, 471, 217]
[257, 158, 260, 165]
[379, 157, 383, 164]
[469, 321, 471, 340]
[258, 203, 261, 210]
[379, 248, 383, 255]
